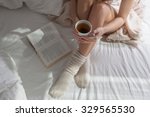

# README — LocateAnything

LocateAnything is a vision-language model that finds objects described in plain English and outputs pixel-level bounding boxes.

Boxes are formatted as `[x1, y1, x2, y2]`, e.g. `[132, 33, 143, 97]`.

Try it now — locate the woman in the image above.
[49, 0, 142, 98]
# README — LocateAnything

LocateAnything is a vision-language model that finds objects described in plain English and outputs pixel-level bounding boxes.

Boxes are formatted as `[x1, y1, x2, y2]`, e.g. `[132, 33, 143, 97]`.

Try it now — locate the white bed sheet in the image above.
[0, 1, 150, 100]
[0, 51, 27, 100]
[0, 6, 51, 99]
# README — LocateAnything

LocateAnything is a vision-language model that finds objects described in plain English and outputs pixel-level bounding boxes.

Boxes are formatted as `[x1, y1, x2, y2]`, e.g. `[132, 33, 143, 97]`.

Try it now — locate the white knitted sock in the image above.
[74, 58, 90, 88]
[49, 50, 87, 98]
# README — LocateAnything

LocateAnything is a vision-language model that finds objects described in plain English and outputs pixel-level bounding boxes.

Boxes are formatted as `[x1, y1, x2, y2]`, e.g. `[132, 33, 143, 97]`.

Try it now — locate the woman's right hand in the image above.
[70, 15, 79, 24]
[72, 29, 97, 43]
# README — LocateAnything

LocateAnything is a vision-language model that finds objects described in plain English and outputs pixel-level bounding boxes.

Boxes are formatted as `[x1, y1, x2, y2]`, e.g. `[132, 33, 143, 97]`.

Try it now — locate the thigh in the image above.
[77, 0, 95, 20]
[88, 2, 116, 29]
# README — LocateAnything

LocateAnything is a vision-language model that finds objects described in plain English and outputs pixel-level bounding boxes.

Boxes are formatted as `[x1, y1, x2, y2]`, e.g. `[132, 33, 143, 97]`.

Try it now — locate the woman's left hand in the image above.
[93, 27, 105, 38]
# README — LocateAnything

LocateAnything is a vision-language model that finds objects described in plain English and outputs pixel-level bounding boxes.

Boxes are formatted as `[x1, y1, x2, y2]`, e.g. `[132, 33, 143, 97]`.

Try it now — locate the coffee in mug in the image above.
[75, 20, 92, 36]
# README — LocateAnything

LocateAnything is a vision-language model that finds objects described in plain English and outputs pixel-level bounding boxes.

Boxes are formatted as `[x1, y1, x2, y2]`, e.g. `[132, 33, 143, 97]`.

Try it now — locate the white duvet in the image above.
[0, 0, 64, 16]
[0, 51, 27, 99]
[0, 0, 150, 100]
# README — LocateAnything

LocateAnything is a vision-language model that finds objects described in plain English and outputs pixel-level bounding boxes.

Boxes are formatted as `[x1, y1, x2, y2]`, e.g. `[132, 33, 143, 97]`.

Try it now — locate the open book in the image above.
[27, 22, 74, 67]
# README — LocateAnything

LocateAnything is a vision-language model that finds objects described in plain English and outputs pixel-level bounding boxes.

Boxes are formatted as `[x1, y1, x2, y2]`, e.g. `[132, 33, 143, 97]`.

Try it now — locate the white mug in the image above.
[75, 20, 92, 36]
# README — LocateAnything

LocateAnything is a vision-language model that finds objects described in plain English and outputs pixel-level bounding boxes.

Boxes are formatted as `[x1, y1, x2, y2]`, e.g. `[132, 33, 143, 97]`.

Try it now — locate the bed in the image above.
[0, 0, 150, 100]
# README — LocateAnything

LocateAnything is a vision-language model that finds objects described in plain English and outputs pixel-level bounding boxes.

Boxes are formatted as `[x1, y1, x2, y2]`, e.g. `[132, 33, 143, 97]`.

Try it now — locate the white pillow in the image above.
[0, 0, 23, 9]
[24, 0, 64, 16]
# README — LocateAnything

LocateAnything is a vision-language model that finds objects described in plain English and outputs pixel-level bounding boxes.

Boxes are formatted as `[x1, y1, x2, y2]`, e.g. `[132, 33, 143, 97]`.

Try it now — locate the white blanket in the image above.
[0, 0, 150, 100]
[0, 0, 23, 9]
[0, 51, 27, 100]
[0, 0, 64, 16]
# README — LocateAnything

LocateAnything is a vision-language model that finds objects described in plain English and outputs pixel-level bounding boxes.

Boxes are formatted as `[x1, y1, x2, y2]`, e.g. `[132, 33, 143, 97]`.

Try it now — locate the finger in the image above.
[72, 31, 77, 36]
[88, 35, 96, 39]
[73, 34, 81, 40]
[72, 29, 77, 35]
[73, 34, 88, 42]
[73, 31, 89, 40]
[86, 32, 94, 39]
[95, 33, 100, 39]
[72, 29, 84, 38]
[93, 29, 99, 35]
[72, 30, 96, 42]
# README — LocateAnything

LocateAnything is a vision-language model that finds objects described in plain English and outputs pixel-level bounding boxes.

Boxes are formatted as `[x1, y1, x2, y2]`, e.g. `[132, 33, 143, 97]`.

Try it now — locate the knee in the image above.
[93, 3, 109, 12]
[86, 0, 95, 4]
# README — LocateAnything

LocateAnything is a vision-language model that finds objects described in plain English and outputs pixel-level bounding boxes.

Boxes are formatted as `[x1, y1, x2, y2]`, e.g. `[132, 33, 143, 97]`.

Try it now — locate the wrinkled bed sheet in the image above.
[0, 0, 150, 100]
[0, 51, 27, 99]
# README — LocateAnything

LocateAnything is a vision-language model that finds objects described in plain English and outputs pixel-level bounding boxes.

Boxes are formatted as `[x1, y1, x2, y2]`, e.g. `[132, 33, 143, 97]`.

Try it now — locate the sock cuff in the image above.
[73, 50, 87, 60]
[65, 50, 88, 75]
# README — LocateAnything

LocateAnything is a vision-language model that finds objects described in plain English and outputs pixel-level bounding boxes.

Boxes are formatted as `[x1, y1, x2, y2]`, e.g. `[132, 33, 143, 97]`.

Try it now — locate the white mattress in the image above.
[0, 1, 150, 100]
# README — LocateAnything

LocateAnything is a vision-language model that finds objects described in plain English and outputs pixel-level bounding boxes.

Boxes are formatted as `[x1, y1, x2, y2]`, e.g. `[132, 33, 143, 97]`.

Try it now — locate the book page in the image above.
[27, 22, 71, 67]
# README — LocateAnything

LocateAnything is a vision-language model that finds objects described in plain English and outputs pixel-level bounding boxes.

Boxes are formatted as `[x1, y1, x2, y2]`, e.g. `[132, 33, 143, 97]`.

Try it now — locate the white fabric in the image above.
[23, 0, 64, 16]
[0, 0, 64, 16]
[0, 51, 27, 100]
[0, 6, 51, 99]
[53, 1, 72, 26]
[106, 0, 144, 44]
[0, 0, 150, 100]
[0, 0, 23, 9]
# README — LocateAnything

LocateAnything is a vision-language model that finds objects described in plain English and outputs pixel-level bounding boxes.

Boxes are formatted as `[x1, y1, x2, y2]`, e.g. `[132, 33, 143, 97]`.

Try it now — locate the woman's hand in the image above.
[93, 27, 105, 39]
[70, 15, 79, 24]
[73, 29, 96, 43]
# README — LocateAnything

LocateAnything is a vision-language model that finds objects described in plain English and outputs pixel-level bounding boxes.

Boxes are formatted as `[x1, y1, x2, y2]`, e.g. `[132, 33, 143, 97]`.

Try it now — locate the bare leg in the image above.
[77, 0, 95, 20]
[75, 2, 116, 88]
[89, 2, 116, 29]
[79, 2, 116, 56]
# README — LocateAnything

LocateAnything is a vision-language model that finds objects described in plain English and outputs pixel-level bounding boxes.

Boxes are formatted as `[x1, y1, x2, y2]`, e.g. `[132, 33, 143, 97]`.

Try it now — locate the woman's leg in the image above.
[75, 2, 116, 88]
[49, 2, 116, 98]
[49, 0, 96, 98]
[78, 2, 116, 56]
[77, 0, 95, 20]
